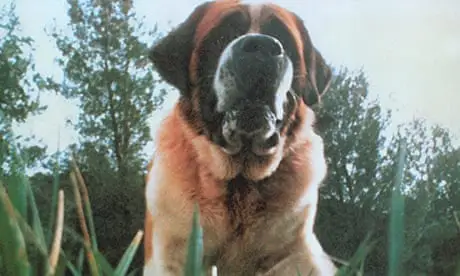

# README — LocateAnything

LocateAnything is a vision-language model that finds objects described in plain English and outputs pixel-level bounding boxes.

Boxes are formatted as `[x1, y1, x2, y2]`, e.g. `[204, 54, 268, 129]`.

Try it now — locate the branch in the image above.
[332, 159, 355, 202]
[101, 5, 123, 172]
[121, 58, 132, 158]
[454, 211, 460, 233]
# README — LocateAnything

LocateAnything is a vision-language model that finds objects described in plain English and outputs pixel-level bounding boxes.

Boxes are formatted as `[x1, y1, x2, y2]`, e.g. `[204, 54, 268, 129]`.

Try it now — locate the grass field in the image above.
[0, 129, 410, 276]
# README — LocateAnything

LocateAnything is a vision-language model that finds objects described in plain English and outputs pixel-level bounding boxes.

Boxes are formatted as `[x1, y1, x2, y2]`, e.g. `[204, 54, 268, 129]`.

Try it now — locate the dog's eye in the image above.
[287, 89, 297, 100]
[285, 89, 298, 106]
[276, 119, 283, 127]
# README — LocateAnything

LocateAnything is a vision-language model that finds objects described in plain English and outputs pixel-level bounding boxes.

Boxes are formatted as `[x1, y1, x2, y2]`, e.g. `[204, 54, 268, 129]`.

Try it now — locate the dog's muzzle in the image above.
[213, 34, 292, 156]
[221, 103, 280, 156]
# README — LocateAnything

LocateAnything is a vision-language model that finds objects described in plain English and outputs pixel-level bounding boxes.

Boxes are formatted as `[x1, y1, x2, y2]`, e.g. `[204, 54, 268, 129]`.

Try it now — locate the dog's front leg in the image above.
[259, 235, 337, 276]
[143, 209, 193, 276]
[143, 166, 201, 276]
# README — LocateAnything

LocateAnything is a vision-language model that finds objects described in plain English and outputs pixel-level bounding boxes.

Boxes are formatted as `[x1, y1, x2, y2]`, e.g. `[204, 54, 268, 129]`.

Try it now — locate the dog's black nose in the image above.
[230, 34, 287, 91]
[237, 34, 284, 57]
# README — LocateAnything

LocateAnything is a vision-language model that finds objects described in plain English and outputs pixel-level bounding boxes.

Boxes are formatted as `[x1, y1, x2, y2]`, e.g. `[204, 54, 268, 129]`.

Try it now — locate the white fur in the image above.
[213, 33, 293, 120]
[274, 60, 293, 119]
[143, 159, 159, 275]
[213, 35, 246, 113]
[294, 130, 327, 213]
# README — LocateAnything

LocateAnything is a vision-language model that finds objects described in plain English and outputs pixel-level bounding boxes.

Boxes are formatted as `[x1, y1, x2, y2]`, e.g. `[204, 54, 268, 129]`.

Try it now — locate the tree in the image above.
[0, 2, 47, 176]
[49, 0, 164, 178]
[426, 134, 460, 275]
[313, 68, 396, 274]
[0, 2, 44, 124]
[315, 68, 392, 207]
[47, 0, 166, 269]
[314, 67, 459, 274]
[384, 121, 452, 274]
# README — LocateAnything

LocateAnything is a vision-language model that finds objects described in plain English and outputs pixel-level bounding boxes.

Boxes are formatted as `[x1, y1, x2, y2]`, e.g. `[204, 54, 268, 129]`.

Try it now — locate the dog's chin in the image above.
[218, 132, 281, 157]
[209, 131, 285, 181]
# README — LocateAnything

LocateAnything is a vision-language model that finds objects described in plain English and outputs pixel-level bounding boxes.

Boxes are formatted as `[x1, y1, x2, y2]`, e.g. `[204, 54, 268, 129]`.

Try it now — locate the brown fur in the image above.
[144, 1, 336, 275]
[261, 4, 307, 87]
[190, 1, 244, 83]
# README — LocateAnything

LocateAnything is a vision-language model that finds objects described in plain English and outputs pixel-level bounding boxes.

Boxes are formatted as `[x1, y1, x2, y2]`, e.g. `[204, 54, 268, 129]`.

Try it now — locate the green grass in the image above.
[387, 139, 407, 276]
[0, 128, 417, 276]
[0, 134, 143, 276]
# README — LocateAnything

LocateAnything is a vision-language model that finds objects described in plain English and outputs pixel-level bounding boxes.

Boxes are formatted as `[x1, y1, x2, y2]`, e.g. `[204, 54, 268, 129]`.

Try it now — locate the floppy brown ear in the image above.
[295, 16, 332, 106]
[149, 2, 210, 96]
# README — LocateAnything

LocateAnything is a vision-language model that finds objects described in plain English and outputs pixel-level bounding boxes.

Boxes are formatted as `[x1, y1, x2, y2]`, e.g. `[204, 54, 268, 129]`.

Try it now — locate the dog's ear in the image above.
[149, 2, 210, 96]
[295, 16, 332, 106]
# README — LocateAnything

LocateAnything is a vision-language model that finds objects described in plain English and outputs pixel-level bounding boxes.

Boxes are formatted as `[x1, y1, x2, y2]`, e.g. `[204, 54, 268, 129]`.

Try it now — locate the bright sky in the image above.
[11, 0, 460, 155]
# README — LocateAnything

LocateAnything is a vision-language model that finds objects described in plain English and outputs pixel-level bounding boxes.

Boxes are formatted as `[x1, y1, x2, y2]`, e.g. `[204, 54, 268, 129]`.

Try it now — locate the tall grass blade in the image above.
[47, 131, 61, 247]
[7, 146, 28, 218]
[76, 247, 85, 273]
[71, 155, 99, 250]
[26, 172, 48, 257]
[10, 195, 56, 276]
[2, 133, 47, 257]
[13, 206, 48, 256]
[70, 172, 99, 276]
[388, 139, 407, 276]
[127, 268, 140, 276]
[455, 261, 460, 276]
[93, 250, 115, 275]
[2, 137, 48, 275]
[49, 190, 65, 275]
[59, 251, 82, 276]
[114, 230, 144, 276]
[335, 232, 376, 276]
[184, 204, 203, 276]
[296, 266, 302, 276]
[0, 181, 30, 276]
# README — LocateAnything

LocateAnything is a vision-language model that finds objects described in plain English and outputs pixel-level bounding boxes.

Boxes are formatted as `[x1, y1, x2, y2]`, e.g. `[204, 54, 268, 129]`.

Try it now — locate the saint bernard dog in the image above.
[144, 0, 337, 275]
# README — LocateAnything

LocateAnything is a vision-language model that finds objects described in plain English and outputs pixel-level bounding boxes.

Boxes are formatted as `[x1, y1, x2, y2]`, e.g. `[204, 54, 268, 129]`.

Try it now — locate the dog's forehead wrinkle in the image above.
[194, 1, 245, 46]
[248, 3, 264, 32]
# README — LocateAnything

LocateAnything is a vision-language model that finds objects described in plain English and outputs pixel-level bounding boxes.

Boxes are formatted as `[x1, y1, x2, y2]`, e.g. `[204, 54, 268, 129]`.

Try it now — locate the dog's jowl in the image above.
[144, 1, 336, 275]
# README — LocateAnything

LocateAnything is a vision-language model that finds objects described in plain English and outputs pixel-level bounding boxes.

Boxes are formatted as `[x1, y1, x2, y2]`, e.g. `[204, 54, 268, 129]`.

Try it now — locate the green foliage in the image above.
[0, 182, 31, 276]
[315, 67, 460, 275]
[47, 0, 165, 174]
[40, 0, 166, 268]
[0, 2, 48, 177]
[335, 233, 377, 276]
[0, 132, 143, 276]
[316, 68, 393, 209]
[0, 2, 46, 125]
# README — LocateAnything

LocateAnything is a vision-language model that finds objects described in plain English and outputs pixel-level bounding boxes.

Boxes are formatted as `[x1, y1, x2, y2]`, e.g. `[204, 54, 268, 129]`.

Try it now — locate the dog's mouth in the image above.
[212, 105, 282, 156]
[219, 128, 281, 157]
[208, 33, 294, 157]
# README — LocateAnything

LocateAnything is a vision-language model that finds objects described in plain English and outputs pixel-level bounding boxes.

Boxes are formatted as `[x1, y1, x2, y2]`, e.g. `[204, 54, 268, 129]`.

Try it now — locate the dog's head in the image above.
[150, 0, 332, 180]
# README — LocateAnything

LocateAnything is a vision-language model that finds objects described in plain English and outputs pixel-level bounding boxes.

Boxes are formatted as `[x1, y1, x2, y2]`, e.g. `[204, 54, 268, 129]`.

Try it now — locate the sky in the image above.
[11, 0, 460, 155]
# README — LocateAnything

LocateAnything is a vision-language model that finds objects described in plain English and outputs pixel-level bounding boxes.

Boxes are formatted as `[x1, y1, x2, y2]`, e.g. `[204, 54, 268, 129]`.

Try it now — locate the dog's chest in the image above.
[224, 175, 268, 234]
[202, 175, 305, 273]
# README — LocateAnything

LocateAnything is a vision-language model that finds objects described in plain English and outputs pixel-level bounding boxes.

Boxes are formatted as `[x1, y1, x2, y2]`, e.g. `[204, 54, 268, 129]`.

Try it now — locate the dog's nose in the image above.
[229, 34, 287, 91]
[236, 34, 284, 57]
